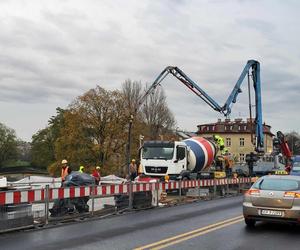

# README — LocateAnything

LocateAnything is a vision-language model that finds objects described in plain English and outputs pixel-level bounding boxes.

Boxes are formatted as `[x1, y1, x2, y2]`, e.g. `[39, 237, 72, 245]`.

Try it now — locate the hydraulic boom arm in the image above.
[139, 60, 264, 152]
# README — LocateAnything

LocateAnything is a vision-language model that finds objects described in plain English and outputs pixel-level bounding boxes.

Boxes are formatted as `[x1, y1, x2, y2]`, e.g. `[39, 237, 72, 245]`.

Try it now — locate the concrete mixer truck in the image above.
[140, 137, 224, 180]
[136, 60, 264, 180]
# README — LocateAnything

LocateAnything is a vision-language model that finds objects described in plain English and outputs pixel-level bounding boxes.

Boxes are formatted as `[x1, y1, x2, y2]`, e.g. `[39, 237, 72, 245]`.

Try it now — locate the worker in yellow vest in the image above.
[213, 135, 227, 154]
[79, 165, 85, 173]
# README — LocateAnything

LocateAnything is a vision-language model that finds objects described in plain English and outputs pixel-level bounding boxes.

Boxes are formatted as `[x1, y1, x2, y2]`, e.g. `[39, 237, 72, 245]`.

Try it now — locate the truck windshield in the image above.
[142, 147, 174, 160]
[292, 162, 300, 172]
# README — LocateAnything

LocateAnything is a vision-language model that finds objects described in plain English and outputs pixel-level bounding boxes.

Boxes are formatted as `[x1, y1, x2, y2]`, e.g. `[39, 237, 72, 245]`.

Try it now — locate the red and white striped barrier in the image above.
[0, 177, 252, 205]
[132, 182, 157, 192]
[0, 189, 45, 205]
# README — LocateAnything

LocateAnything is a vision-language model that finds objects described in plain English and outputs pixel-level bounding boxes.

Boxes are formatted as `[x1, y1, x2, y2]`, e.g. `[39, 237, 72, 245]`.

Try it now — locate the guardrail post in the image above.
[213, 179, 217, 198]
[91, 185, 95, 216]
[178, 177, 182, 201]
[238, 178, 241, 195]
[44, 185, 49, 225]
[226, 179, 229, 196]
[198, 181, 201, 200]
[129, 181, 133, 210]
[156, 180, 159, 207]
[242, 178, 245, 190]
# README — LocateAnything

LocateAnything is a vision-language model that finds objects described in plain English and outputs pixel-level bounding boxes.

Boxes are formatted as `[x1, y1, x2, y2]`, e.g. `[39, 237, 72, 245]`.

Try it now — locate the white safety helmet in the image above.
[61, 159, 68, 164]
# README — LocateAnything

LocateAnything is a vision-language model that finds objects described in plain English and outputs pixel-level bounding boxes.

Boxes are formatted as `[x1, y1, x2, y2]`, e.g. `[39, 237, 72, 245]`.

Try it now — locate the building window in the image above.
[226, 138, 231, 147]
[240, 138, 245, 147]
[238, 125, 241, 131]
[239, 153, 245, 162]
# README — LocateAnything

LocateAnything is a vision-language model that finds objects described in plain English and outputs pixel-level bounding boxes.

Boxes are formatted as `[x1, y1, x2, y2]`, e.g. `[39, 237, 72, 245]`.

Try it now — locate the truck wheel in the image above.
[244, 218, 256, 228]
[219, 187, 226, 197]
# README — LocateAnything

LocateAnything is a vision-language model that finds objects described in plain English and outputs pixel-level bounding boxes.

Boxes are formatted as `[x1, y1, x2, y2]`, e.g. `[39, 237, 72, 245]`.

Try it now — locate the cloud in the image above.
[238, 18, 276, 35]
[0, 0, 299, 140]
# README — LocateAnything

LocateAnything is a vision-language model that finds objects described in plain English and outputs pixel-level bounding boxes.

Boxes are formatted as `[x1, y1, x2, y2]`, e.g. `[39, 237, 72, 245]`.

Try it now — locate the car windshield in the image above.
[142, 146, 174, 160]
[253, 178, 300, 191]
[292, 162, 300, 171]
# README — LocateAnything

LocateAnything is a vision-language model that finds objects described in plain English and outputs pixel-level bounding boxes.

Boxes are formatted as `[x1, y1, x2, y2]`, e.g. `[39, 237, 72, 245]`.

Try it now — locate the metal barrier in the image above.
[0, 177, 253, 233]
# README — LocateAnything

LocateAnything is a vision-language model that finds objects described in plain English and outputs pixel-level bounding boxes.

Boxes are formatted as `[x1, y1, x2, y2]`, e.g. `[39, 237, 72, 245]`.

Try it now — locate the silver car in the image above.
[243, 175, 300, 227]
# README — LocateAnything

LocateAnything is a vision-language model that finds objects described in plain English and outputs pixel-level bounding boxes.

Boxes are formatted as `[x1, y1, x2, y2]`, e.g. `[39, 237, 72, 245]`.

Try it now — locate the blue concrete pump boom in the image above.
[139, 60, 264, 153]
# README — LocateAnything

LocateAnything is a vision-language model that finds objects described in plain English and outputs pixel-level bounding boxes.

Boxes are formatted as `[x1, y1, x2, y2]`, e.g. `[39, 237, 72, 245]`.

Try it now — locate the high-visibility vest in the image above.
[61, 166, 69, 181]
[138, 164, 143, 175]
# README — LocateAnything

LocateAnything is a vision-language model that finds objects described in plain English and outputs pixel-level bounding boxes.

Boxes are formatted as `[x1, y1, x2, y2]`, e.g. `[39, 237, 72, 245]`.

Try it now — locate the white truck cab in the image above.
[140, 141, 187, 178]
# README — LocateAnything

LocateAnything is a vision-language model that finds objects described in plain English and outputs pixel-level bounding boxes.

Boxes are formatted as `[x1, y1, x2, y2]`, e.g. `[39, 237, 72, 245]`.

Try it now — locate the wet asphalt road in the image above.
[1, 196, 300, 250]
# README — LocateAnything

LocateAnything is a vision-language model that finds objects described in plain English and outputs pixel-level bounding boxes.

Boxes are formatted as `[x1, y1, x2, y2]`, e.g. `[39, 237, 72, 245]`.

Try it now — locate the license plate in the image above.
[261, 209, 283, 216]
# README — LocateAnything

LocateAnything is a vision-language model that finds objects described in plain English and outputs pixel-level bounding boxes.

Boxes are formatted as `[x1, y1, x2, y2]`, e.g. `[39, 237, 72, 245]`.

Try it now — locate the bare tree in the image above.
[141, 87, 176, 139]
[121, 79, 143, 116]
[33, 82, 177, 176]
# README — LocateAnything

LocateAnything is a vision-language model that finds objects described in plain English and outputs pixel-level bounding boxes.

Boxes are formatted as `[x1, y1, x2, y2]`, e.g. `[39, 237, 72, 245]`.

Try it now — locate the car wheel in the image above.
[244, 218, 256, 228]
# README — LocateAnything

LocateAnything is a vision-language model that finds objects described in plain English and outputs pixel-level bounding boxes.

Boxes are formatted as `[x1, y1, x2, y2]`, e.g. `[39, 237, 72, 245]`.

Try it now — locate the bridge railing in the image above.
[0, 177, 255, 233]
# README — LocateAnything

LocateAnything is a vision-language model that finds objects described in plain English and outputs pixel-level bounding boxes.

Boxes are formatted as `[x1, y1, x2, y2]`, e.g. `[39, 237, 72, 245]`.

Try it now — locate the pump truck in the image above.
[138, 60, 264, 180]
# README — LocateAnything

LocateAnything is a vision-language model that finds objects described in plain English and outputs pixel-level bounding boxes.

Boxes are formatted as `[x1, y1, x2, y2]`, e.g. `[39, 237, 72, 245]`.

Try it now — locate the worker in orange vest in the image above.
[61, 159, 71, 185]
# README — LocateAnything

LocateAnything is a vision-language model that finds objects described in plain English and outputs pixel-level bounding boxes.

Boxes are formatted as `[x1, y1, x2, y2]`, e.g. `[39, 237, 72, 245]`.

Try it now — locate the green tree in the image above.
[54, 110, 96, 170]
[31, 108, 66, 169]
[0, 122, 18, 166]
[48, 107, 66, 139]
[31, 127, 55, 169]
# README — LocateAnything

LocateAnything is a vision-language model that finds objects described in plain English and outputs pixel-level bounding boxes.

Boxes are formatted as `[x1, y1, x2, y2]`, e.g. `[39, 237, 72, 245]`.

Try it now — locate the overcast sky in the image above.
[0, 0, 299, 141]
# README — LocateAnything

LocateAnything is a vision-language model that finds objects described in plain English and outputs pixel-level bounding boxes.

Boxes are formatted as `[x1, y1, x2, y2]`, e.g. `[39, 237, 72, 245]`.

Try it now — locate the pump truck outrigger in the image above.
[138, 60, 264, 180]
[273, 131, 293, 174]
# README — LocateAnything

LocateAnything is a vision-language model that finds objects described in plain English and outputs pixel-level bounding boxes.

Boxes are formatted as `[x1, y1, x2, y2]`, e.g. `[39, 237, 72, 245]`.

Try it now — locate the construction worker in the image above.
[61, 159, 71, 184]
[223, 154, 233, 176]
[285, 159, 292, 174]
[233, 171, 238, 179]
[164, 175, 170, 183]
[92, 166, 101, 185]
[79, 165, 85, 173]
[247, 152, 255, 177]
[129, 159, 137, 181]
[213, 135, 226, 154]
[138, 162, 143, 176]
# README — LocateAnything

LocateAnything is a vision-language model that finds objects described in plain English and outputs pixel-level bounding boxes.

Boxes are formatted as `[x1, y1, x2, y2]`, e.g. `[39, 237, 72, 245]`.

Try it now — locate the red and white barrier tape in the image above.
[0, 177, 252, 205]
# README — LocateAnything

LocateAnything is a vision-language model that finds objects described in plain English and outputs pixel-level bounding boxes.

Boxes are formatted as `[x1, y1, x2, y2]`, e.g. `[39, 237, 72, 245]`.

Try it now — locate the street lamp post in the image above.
[127, 115, 134, 209]
[127, 115, 134, 177]
[139, 134, 144, 148]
